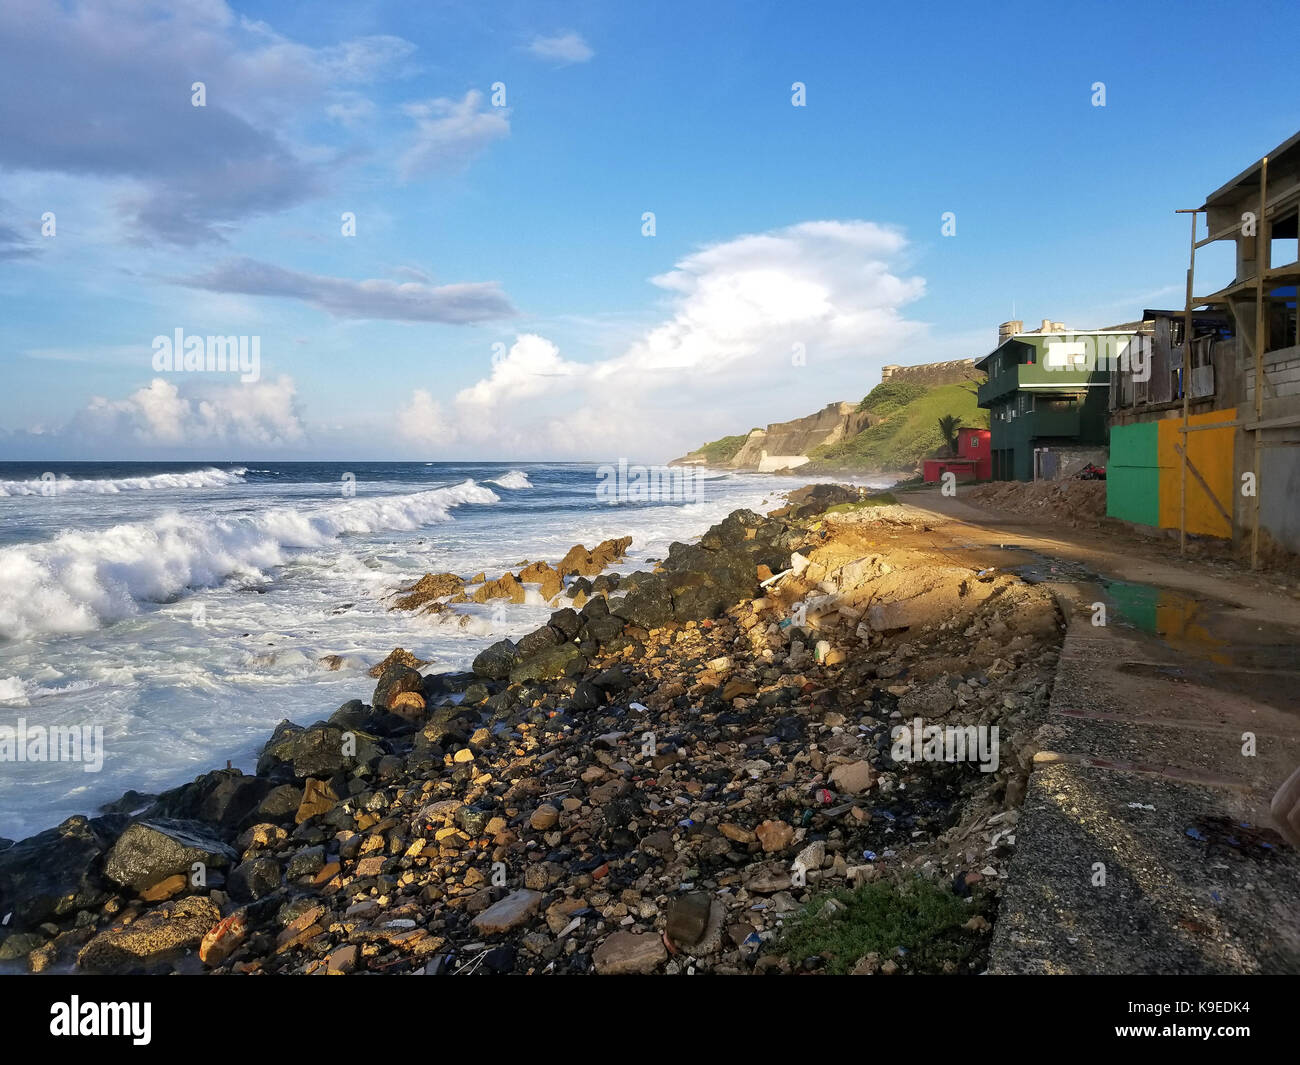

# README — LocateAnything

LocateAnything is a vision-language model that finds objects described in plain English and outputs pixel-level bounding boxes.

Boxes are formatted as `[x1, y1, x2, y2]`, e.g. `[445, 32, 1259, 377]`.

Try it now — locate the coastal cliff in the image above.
[673, 402, 876, 473]
[673, 370, 987, 475]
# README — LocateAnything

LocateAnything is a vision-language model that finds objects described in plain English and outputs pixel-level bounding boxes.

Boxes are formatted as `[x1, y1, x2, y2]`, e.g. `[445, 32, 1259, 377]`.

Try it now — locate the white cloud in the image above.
[396, 389, 460, 449]
[527, 32, 594, 64]
[72, 376, 305, 448]
[395, 220, 927, 459]
[457, 334, 582, 408]
[0, 1, 419, 243]
[398, 90, 510, 180]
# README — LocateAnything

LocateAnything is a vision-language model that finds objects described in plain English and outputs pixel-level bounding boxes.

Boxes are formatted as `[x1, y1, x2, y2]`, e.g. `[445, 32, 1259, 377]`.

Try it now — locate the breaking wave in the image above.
[0, 479, 500, 640]
[487, 470, 533, 489]
[0, 467, 247, 496]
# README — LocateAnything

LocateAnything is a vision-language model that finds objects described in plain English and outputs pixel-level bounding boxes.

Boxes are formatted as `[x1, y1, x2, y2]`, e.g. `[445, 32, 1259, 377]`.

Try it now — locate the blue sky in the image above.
[1, 0, 1297, 461]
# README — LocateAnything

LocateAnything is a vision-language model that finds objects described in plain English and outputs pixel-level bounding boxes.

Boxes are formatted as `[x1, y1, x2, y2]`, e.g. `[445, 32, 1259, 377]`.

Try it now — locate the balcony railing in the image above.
[978, 362, 1103, 405]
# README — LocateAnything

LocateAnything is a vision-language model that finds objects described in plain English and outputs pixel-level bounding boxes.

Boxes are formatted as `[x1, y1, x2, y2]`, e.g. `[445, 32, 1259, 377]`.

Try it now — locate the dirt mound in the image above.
[964, 480, 1106, 525]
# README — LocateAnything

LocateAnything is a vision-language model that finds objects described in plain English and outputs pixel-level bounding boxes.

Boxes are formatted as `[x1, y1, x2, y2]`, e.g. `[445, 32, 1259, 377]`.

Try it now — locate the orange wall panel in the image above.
[1156, 407, 1236, 539]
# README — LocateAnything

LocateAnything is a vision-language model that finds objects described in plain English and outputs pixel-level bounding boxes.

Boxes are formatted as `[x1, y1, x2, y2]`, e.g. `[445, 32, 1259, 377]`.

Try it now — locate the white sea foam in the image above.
[487, 470, 533, 489]
[0, 479, 500, 640]
[0, 465, 799, 838]
[0, 466, 247, 496]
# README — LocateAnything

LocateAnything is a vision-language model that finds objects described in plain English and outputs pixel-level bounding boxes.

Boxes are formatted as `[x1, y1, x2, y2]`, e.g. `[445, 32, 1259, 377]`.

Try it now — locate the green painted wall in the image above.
[1107, 421, 1159, 526]
[986, 389, 1109, 481]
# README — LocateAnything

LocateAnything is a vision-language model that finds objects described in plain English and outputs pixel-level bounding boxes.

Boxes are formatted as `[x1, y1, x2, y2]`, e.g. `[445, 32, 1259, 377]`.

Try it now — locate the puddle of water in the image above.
[954, 542, 1100, 585]
[1103, 579, 1298, 673]
[953, 543, 1300, 703]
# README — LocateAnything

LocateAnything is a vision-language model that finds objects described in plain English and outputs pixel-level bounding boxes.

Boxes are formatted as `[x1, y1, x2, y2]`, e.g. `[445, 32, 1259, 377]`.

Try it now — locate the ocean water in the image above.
[0, 461, 894, 840]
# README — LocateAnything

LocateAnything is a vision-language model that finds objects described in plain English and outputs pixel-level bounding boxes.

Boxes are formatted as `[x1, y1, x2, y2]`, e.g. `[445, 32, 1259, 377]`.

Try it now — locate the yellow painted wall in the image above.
[1156, 407, 1236, 539]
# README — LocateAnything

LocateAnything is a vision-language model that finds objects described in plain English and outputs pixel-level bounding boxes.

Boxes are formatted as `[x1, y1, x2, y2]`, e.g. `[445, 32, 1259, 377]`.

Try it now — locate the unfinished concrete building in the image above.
[1108, 130, 1300, 561]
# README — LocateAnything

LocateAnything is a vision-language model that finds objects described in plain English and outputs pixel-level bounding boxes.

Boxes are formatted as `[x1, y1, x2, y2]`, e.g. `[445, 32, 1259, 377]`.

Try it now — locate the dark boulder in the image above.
[591, 573, 621, 596]
[580, 594, 610, 619]
[612, 573, 675, 629]
[592, 666, 633, 691]
[285, 845, 325, 881]
[516, 625, 562, 659]
[98, 790, 154, 816]
[583, 614, 625, 646]
[420, 671, 479, 702]
[0, 815, 118, 928]
[509, 644, 584, 683]
[565, 576, 593, 600]
[548, 607, 582, 641]
[256, 784, 303, 822]
[326, 699, 369, 730]
[104, 819, 237, 894]
[417, 705, 479, 749]
[371, 665, 423, 710]
[228, 856, 282, 901]
[141, 769, 271, 831]
[699, 508, 764, 549]
[570, 680, 604, 711]
[256, 720, 383, 780]
[472, 639, 518, 680]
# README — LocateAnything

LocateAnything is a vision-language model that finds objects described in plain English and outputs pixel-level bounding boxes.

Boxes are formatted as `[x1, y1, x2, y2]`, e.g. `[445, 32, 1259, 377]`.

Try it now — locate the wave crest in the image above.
[487, 470, 533, 489]
[0, 479, 499, 639]
[0, 467, 247, 496]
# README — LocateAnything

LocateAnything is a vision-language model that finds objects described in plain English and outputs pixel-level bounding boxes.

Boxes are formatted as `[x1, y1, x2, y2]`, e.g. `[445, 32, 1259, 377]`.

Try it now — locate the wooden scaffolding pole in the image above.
[1252, 157, 1269, 569]
[1176, 209, 1199, 556]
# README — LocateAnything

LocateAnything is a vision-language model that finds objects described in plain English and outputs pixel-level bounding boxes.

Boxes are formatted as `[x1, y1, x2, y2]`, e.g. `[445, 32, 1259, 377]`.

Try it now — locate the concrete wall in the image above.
[1261, 446, 1300, 552]
[1242, 341, 1300, 553]
[756, 453, 811, 472]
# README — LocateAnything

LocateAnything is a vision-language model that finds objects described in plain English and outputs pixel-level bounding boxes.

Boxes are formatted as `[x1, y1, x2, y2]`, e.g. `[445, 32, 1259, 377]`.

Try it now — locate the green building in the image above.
[974, 321, 1139, 481]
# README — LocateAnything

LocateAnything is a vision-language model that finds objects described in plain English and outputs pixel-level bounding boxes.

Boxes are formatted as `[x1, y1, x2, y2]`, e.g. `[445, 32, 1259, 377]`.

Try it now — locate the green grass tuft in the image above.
[777, 876, 986, 974]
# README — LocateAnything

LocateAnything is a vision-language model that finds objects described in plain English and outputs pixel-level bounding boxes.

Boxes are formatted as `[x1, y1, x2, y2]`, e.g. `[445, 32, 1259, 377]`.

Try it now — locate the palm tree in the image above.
[938, 415, 962, 456]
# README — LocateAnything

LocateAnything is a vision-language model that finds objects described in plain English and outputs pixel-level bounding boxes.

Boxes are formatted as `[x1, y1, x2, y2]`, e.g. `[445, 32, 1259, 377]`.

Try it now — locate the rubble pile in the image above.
[964, 480, 1107, 525]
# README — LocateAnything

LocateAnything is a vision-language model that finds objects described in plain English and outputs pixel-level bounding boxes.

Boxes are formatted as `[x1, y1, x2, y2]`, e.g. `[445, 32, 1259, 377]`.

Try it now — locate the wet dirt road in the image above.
[899, 489, 1300, 973]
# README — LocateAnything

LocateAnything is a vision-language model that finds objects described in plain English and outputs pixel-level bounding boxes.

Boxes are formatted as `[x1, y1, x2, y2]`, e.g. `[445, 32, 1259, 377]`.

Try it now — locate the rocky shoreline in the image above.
[0, 484, 1064, 975]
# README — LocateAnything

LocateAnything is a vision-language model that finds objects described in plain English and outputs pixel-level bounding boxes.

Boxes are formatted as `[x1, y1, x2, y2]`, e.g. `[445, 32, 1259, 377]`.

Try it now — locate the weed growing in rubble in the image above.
[778, 876, 988, 974]
[823, 493, 898, 513]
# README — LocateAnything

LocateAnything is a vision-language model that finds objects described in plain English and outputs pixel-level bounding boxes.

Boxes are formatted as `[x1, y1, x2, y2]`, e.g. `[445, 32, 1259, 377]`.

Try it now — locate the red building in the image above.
[922, 427, 991, 483]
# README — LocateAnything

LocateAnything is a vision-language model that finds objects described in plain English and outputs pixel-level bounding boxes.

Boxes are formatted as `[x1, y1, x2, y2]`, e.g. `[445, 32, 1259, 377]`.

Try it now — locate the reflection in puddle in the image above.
[1103, 579, 1297, 673]
[958, 543, 1300, 705]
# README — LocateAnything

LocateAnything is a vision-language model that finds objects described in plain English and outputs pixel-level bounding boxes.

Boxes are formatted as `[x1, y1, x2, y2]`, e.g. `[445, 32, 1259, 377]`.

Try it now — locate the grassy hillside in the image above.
[693, 433, 752, 465]
[806, 380, 987, 472]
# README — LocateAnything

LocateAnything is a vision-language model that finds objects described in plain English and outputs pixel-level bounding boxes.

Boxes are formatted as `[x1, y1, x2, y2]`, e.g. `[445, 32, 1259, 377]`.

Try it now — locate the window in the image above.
[969, 435, 979, 448]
